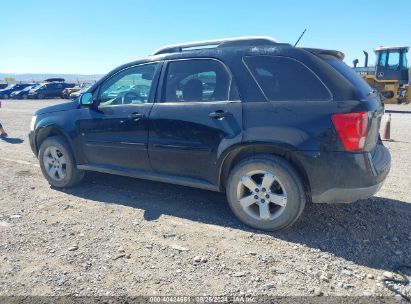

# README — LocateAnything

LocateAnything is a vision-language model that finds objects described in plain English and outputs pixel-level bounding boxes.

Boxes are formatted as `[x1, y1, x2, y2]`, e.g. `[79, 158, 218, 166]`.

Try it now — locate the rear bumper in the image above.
[311, 180, 384, 204]
[292, 143, 391, 204]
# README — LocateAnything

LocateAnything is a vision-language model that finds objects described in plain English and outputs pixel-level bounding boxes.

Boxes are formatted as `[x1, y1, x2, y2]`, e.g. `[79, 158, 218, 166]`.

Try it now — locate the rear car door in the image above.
[52, 83, 64, 98]
[76, 62, 161, 171]
[148, 58, 242, 185]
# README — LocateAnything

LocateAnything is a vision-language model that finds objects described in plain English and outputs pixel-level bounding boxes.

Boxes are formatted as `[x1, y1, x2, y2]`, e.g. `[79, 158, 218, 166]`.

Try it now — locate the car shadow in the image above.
[58, 171, 411, 272]
[1, 137, 24, 144]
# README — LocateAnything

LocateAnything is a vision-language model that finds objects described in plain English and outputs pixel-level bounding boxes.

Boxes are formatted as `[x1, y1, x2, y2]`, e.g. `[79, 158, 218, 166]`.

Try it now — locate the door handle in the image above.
[209, 110, 232, 119]
[129, 112, 145, 119]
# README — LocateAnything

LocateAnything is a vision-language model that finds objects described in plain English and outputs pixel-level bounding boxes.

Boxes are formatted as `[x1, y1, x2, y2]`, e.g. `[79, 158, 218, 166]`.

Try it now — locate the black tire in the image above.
[226, 155, 306, 231]
[38, 136, 85, 188]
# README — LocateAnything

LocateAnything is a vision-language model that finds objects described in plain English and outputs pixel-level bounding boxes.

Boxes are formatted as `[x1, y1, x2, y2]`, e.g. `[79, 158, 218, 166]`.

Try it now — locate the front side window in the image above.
[162, 59, 230, 102]
[99, 63, 159, 107]
[378, 51, 387, 67]
[387, 51, 400, 70]
[244, 56, 331, 101]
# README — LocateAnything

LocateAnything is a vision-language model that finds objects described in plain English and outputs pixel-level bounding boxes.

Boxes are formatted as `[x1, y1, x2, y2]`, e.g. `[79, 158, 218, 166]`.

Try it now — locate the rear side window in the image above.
[162, 59, 231, 102]
[244, 56, 331, 101]
[325, 57, 373, 97]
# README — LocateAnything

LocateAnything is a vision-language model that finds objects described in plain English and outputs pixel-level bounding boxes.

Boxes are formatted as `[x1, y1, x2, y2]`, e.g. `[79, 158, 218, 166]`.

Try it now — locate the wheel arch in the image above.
[35, 125, 73, 155]
[218, 143, 311, 198]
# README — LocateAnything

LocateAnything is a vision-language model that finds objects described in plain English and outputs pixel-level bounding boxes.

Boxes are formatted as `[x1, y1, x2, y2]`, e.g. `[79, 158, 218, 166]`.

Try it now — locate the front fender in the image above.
[33, 119, 73, 156]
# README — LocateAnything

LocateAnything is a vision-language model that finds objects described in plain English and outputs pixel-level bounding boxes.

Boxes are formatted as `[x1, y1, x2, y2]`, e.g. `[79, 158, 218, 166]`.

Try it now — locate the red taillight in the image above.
[331, 112, 368, 151]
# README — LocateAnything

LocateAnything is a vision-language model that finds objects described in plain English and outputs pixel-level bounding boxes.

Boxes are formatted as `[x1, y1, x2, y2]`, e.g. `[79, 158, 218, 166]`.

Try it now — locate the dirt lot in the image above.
[0, 100, 410, 299]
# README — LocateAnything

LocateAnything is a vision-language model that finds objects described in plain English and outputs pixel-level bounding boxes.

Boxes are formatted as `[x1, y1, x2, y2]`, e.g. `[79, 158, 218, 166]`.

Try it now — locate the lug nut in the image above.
[261, 199, 265, 203]
[262, 188, 266, 192]
[254, 195, 258, 199]
[255, 188, 259, 192]
[266, 194, 270, 199]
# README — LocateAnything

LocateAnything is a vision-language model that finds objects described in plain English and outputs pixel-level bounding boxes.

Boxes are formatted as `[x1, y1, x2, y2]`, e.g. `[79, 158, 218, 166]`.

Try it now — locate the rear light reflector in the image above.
[331, 112, 368, 151]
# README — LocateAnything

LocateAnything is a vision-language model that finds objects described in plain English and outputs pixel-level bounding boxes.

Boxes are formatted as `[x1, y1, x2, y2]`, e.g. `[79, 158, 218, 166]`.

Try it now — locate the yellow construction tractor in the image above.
[353, 46, 410, 104]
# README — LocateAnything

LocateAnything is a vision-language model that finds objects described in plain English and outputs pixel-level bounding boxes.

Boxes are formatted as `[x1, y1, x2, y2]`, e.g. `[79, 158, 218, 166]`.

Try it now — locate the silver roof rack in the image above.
[152, 36, 278, 55]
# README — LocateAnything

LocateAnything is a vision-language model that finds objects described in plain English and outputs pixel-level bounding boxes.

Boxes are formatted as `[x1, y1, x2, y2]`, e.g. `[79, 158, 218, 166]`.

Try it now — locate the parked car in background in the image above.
[69, 85, 92, 99]
[10, 84, 41, 99]
[28, 82, 75, 99]
[0, 83, 34, 99]
[28, 37, 391, 231]
[62, 83, 91, 99]
[62, 87, 81, 99]
[0, 83, 8, 90]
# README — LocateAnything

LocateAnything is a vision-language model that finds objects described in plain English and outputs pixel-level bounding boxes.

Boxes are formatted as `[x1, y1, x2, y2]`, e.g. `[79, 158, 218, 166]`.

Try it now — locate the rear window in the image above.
[325, 57, 373, 97]
[244, 56, 331, 101]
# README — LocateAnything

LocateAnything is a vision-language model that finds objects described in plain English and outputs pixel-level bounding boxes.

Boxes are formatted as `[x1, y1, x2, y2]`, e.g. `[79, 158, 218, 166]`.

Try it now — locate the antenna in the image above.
[294, 29, 307, 47]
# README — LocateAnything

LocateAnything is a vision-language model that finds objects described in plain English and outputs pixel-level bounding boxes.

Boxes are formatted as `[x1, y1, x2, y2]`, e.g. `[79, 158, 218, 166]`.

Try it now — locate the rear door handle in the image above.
[209, 110, 232, 119]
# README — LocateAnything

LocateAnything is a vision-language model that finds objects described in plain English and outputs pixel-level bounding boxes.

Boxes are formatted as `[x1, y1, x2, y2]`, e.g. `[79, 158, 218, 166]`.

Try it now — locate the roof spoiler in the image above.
[303, 48, 345, 60]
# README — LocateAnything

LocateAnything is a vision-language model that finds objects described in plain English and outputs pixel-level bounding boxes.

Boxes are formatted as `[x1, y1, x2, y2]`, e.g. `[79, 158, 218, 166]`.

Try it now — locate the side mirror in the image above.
[80, 92, 93, 106]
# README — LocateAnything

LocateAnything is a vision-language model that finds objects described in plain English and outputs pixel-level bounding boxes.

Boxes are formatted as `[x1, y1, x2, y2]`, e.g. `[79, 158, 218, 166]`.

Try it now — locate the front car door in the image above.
[148, 58, 242, 186]
[77, 62, 161, 171]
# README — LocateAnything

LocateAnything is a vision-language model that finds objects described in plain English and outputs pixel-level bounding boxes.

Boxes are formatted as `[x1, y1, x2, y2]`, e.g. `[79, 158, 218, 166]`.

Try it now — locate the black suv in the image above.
[29, 37, 391, 230]
[28, 82, 75, 99]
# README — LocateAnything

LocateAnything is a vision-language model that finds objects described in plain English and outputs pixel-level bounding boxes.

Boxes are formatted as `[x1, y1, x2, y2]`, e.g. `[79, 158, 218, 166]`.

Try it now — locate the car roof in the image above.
[114, 43, 296, 68]
[91, 37, 344, 93]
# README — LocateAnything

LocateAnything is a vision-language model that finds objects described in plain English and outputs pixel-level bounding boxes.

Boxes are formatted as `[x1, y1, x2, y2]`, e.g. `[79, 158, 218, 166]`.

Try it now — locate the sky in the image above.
[0, 0, 410, 75]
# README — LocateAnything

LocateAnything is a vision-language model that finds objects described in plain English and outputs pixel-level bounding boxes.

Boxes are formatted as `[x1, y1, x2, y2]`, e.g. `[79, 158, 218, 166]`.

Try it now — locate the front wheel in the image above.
[38, 136, 85, 188]
[226, 155, 306, 231]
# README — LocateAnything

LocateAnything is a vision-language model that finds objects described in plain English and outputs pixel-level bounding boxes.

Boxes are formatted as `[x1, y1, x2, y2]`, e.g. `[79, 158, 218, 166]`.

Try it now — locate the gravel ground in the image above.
[0, 100, 410, 299]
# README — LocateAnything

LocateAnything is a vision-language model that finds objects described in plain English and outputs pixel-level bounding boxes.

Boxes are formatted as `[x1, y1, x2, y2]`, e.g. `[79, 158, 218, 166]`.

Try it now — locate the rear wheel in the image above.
[38, 136, 84, 188]
[226, 155, 306, 231]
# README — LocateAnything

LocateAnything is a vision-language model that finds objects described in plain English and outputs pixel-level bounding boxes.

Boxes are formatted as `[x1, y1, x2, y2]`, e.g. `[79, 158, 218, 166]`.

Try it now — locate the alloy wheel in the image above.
[43, 146, 67, 181]
[236, 170, 287, 221]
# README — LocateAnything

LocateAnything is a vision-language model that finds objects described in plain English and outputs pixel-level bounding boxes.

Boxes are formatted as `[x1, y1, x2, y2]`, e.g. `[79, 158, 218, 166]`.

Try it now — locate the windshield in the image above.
[387, 51, 400, 70]
[325, 57, 373, 97]
[23, 86, 34, 91]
